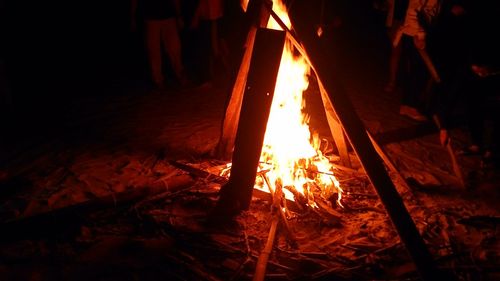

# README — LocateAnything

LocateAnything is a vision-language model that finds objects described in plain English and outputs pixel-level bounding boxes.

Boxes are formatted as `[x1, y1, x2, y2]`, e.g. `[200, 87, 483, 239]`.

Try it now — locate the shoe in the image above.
[457, 145, 481, 156]
[399, 105, 428, 122]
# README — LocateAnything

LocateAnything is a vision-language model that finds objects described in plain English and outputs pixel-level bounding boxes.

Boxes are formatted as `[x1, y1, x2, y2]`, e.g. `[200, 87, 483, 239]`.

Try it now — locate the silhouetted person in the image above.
[430, 0, 470, 143]
[131, 0, 187, 89]
[436, 1, 500, 167]
[383, 0, 408, 93]
[394, 0, 441, 122]
[190, 0, 229, 86]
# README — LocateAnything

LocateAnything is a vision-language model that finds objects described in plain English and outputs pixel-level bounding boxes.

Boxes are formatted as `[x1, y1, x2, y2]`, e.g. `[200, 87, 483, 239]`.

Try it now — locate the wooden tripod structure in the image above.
[212, 1, 444, 280]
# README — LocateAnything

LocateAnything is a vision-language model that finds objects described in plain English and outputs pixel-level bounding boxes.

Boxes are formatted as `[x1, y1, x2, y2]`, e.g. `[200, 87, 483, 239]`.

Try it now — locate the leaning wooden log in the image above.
[366, 131, 415, 196]
[299, 34, 445, 281]
[215, 0, 272, 160]
[318, 81, 352, 168]
[261, 7, 443, 280]
[213, 28, 286, 216]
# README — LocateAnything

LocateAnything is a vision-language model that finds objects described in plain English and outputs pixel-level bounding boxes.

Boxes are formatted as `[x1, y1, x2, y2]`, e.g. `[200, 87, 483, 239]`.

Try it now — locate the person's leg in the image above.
[160, 18, 186, 85]
[398, 35, 427, 121]
[145, 20, 164, 87]
[385, 42, 402, 92]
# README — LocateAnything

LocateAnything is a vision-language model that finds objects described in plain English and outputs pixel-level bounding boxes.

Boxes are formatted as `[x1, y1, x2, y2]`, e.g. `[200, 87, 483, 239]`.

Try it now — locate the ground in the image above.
[1, 1, 499, 281]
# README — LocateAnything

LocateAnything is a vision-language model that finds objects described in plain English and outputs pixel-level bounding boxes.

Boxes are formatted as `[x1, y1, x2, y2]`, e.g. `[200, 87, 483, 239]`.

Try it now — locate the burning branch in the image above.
[253, 174, 285, 281]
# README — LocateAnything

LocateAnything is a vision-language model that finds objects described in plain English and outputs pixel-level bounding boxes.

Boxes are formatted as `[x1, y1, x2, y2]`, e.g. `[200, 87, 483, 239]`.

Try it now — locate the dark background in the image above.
[3, 0, 150, 101]
[1, 0, 251, 101]
[1, 0, 380, 103]
[0, 0, 249, 148]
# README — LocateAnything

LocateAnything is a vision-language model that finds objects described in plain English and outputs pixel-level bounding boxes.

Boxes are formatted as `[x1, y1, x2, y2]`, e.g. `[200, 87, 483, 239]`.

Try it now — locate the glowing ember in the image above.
[256, 0, 342, 207]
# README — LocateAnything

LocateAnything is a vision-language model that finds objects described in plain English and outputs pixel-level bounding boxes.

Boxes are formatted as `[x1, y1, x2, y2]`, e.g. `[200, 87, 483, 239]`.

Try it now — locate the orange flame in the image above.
[240, 0, 249, 12]
[257, 0, 341, 206]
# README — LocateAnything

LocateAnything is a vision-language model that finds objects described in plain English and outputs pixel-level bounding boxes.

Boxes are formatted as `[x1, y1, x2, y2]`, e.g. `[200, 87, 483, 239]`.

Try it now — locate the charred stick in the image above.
[252, 215, 279, 281]
[169, 160, 229, 185]
[314, 198, 342, 221]
[261, 175, 296, 243]
[284, 184, 308, 210]
[432, 115, 466, 188]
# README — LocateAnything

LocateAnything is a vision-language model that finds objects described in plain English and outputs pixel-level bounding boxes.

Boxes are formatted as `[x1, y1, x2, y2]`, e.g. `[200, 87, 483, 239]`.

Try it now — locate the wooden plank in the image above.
[214, 0, 271, 160]
[318, 80, 351, 167]
[214, 27, 258, 160]
[214, 28, 286, 214]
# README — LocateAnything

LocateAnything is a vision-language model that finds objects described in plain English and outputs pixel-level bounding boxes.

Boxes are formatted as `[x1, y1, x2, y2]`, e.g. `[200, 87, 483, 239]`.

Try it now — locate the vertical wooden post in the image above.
[215, 0, 272, 160]
[213, 28, 286, 215]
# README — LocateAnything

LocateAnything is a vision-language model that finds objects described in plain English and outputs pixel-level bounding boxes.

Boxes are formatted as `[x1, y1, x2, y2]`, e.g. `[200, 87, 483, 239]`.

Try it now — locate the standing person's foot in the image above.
[399, 105, 428, 122]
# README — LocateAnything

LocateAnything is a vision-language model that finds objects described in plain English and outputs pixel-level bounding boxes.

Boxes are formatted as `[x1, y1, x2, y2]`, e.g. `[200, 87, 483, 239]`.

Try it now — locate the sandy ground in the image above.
[0, 2, 498, 280]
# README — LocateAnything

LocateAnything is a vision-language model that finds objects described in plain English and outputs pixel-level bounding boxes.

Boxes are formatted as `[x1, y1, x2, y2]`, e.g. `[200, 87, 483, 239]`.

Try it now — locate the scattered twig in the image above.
[252, 214, 279, 281]
[432, 115, 466, 188]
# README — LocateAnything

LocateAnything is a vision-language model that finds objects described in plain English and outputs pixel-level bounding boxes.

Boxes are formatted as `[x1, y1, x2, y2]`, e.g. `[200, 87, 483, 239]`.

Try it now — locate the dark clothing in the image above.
[430, 0, 471, 129]
[141, 0, 177, 20]
[394, 0, 409, 22]
[434, 1, 500, 161]
[464, 72, 500, 158]
[467, 1, 500, 67]
[398, 34, 429, 108]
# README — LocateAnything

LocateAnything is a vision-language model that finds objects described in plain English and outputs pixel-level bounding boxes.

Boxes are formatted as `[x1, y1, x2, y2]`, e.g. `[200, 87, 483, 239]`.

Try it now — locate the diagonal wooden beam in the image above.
[264, 8, 442, 280]
[300, 38, 442, 281]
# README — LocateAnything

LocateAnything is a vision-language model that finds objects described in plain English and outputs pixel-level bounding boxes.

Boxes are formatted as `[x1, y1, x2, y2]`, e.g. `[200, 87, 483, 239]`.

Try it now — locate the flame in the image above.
[266, 0, 292, 30]
[257, 0, 341, 207]
[240, 0, 249, 12]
